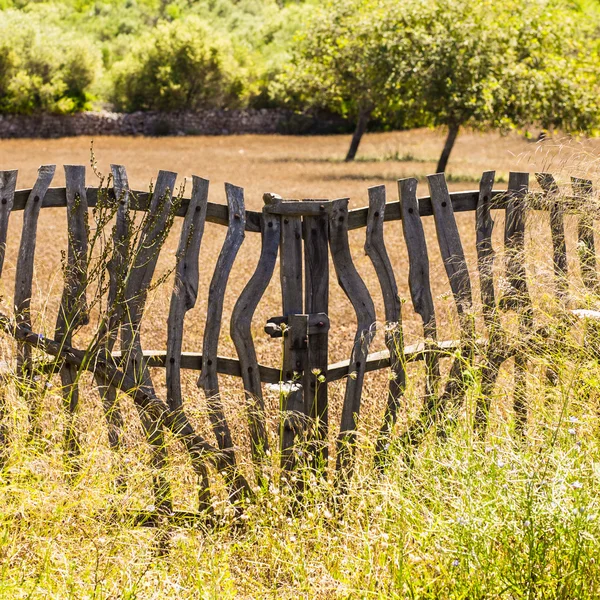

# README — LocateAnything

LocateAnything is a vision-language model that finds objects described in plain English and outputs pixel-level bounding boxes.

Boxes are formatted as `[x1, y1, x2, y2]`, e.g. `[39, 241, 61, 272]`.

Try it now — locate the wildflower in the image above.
[569, 416, 580, 424]
[524, 520, 531, 527]
[496, 459, 505, 468]
[311, 368, 321, 376]
[265, 381, 302, 394]
[571, 481, 583, 489]
[568, 428, 577, 436]
[323, 509, 332, 519]
[348, 371, 357, 381]
[452, 559, 460, 567]
[145, 504, 156, 512]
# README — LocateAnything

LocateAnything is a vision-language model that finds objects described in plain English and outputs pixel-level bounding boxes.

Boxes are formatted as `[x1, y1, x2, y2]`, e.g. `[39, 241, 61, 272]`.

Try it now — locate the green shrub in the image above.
[110, 16, 248, 112]
[0, 11, 101, 114]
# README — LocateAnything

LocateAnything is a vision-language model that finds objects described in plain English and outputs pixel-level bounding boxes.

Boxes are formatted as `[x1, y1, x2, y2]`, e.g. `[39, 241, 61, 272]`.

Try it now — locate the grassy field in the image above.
[1, 128, 600, 598]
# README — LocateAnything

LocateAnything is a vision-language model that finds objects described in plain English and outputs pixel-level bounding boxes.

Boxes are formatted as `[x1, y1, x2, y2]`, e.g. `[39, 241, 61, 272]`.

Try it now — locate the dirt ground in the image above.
[0, 128, 598, 473]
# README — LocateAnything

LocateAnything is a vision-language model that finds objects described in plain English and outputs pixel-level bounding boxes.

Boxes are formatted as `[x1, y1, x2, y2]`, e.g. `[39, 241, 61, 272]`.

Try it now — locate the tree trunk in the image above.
[345, 107, 372, 162]
[436, 123, 460, 173]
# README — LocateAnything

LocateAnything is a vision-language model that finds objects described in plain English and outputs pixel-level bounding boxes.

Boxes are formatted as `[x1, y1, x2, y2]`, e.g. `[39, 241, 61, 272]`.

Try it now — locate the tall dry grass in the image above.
[0, 130, 599, 597]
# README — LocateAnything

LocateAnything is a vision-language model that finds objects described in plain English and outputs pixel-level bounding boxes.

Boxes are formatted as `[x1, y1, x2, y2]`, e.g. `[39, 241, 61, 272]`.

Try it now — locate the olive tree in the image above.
[417, 0, 600, 172]
[272, 0, 421, 161]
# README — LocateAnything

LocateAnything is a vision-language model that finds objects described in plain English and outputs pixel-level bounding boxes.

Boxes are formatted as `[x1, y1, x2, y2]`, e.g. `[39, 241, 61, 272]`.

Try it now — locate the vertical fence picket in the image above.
[302, 201, 330, 469]
[231, 206, 279, 480]
[121, 169, 178, 511]
[279, 206, 305, 467]
[0, 169, 18, 461]
[427, 173, 475, 417]
[95, 164, 129, 452]
[572, 177, 597, 291]
[398, 178, 440, 444]
[0, 170, 18, 278]
[14, 166, 56, 373]
[364, 185, 405, 467]
[166, 176, 210, 509]
[503, 172, 532, 437]
[536, 173, 568, 300]
[199, 183, 245, 498]
[474, 171, 505, 434]
[54, 166, 89, 460]
[329, 198, 376, 476]
[280, 313, 308, 483]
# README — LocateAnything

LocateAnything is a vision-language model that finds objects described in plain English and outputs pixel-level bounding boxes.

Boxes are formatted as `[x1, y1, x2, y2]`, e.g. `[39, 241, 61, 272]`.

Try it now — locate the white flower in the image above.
[571, 481, 583, 489]
[568, 428, 577, 436]
[265, 381, 302, 394]
[569, 416, 580, 424]
[145, 504, 155, 512]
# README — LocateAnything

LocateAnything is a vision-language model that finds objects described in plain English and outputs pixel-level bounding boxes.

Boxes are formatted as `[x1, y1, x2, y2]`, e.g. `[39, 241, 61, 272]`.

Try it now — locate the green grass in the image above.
[1, 337, 600, 598]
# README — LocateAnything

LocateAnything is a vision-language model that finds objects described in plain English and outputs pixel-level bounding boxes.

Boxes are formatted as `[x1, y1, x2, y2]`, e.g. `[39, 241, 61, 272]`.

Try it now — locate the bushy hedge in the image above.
[110, 17, 254, 112]
[0, 11, 101, 114]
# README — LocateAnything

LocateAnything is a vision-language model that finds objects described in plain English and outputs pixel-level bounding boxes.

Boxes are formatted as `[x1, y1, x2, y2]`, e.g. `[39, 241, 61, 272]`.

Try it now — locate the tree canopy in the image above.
[277, 0, 600, 167]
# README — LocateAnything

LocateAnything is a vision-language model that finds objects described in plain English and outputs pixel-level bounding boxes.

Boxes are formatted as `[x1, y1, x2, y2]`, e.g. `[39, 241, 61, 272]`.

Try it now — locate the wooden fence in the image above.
[0, 165, 597, 519]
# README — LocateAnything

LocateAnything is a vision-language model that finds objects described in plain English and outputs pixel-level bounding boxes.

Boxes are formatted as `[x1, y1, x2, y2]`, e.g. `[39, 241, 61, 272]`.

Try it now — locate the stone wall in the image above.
[0, 109, 351, 138]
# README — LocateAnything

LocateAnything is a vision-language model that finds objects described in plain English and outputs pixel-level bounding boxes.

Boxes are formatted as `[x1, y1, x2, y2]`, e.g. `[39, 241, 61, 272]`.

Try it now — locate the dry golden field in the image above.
[0, 128, 599, 492]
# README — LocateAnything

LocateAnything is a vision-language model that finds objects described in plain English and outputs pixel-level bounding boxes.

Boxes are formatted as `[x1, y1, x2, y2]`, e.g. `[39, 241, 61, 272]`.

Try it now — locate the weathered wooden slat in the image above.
[277, 201, 305, 463]
[428, 173, 475, 414]
[504, 172, 532, 437]
[9, 185, 581, 233]
[474, 171, 506, 436]
[265, 200, 331, 217]
[109, 337, 470, 384]
[230, 209, 280, 471]
[121, 169, 178, 511]
[167, 176, 209, 410]
[303, 202, 330, 467]
[0, 170, 18, 277]
[95, 165, 129, 451]
[476, 171, 497, 325]
[536, 173, 568, 300]
[399, 178, 440, 400]
[14, 165, 56, 374]
[329, 198, 376, 473]
[54, 165, 89, 459]
[364, 185, 406, 466]
[572, 177, 597, 291]
[199, 183, 245, 475]
[165, 175, 211, 509]
[428, 174, 473, 314]
[502, 172, 531, 312]
[280, 213, 303, 318]
[0, 169, 18, 460]
[280, 314, 308, 478]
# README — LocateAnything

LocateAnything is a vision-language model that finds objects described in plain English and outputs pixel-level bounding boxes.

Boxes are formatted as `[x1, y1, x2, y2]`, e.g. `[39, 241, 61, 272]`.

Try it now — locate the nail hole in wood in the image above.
[207, 359, 212, 366]
[34, 195, 40, 203]
[374, 211, 380, 217]
[169, 357, 175, 364]
[441, 201, 447, 207]
[408, 208, 414, 214]
[268, 221, 273, 228]
[1, 198, 6, 205]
